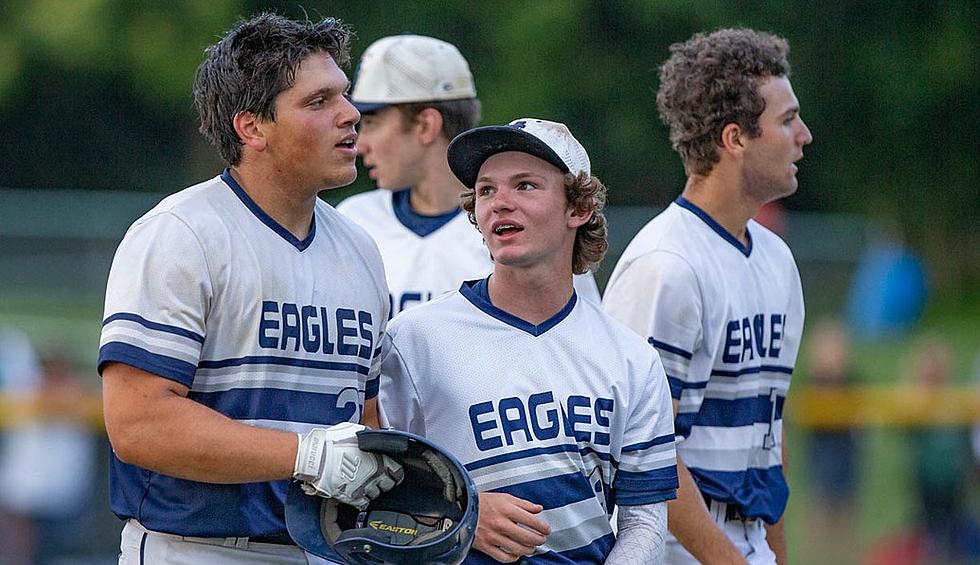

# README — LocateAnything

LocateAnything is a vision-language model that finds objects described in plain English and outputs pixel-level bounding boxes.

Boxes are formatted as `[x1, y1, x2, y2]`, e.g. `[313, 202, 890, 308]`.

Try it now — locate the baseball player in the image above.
[339, 35, 600, 317]
[602, 29, 811, 565]
[98, 15, 402, 564]
[380, 118, 679, 563]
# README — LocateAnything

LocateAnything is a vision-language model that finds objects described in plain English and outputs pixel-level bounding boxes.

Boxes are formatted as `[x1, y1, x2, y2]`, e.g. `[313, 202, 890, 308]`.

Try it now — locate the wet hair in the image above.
[194, 13, 353, 166]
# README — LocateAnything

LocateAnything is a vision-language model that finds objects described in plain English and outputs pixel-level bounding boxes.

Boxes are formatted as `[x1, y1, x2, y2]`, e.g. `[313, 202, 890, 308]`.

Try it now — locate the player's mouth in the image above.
[491, 221, 524, 238]
[336, 134, 358, 155]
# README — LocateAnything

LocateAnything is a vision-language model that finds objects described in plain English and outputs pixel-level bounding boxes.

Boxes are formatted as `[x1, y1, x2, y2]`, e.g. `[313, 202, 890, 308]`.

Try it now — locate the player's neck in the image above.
[408, 151, 465, 215]
[229, 166, 317, 240]
[487, 266, 575, 326]
[681, 174, 759, 246]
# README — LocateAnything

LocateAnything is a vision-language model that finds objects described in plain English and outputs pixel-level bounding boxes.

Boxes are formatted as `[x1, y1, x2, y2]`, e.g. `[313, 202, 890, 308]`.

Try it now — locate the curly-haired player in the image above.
[381, 118, 678, 563]
[603, 28, 812, 565]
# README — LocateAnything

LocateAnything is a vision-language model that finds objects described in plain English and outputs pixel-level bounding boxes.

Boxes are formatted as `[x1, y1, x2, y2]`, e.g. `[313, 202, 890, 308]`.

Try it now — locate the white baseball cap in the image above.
[351, 34, 477, 113]
[447, 118, 591, 188]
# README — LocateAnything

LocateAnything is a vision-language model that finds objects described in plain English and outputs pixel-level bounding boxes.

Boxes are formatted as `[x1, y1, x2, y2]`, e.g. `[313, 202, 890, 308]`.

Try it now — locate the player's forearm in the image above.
[668, 457, 747, 565]
[606, 502, 667, 564]
[103, 364, 296, 483]
[764, 518, 787, 565]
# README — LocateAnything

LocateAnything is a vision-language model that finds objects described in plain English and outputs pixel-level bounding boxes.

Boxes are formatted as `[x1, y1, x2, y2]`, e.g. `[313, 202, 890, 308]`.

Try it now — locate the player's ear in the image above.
[720, 123, 744, 156]
[567, 205, 593, 229]
[233, 111, 268, 152]
[415, 107, 445, 146]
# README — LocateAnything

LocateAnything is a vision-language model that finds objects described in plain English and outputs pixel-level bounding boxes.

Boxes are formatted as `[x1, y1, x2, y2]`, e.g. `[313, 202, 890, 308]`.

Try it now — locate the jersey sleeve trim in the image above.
[647, 338, 693, 360]
[613, 467, 679, 506]
[621, 433, 675, 453]
[102, 312, 205, 344]
[197, 356, 371, 374]
[98, 342, 197, 387]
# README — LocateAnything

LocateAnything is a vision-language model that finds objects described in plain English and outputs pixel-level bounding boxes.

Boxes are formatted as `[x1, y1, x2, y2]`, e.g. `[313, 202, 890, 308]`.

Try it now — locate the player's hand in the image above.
[472, 492, 551, 563]
[292, 422, 404, 510]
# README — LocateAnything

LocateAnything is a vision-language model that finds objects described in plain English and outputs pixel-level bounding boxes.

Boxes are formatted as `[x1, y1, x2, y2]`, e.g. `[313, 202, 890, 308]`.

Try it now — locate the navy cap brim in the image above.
[284, 481, 340, 560]
[447, 126, 569, 188]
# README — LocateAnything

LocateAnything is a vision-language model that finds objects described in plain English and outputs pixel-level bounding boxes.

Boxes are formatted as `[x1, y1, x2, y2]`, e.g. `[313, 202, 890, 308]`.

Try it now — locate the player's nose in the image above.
[798, 118, 813, 146]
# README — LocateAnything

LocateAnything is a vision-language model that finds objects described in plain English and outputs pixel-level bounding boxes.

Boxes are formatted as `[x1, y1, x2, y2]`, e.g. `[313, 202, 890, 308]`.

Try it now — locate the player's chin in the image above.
[323, 165, 358, 190]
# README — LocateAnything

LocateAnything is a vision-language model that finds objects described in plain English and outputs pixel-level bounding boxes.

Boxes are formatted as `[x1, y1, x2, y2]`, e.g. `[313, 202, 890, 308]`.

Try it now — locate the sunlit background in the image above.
[0, 1, 977, 563]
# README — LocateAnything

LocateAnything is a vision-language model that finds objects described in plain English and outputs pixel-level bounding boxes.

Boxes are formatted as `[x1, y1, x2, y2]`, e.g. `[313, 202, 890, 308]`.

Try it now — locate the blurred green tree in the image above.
[0, 0, 975, 291]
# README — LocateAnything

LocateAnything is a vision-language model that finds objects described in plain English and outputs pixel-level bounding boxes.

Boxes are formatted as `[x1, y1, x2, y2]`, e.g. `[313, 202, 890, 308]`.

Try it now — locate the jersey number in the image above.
[762, 388, 778, 450]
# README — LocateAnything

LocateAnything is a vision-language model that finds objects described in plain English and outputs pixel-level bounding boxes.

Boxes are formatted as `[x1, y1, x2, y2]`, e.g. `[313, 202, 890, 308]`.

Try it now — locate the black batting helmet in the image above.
[285, 429, 479, 564]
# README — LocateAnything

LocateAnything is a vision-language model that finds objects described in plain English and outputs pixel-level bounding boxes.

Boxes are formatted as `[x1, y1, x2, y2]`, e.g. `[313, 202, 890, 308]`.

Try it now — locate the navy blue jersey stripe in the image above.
[188, 387, 363, 425]
[710, 364, 794, 377]
[647, 337, 693, 359]
[613, 466, 679, 505]
[691, 466, 789, 524]
[667, 375, 708, 399]
[622, 433, 674, 453]
[103, 312, 206, 343]
[491, 471, 597, 511]
[465, 443, 615, 472]
[676, 395, 785, 432]
[198, 355, 370, 375]
[98, 342, 197, 386]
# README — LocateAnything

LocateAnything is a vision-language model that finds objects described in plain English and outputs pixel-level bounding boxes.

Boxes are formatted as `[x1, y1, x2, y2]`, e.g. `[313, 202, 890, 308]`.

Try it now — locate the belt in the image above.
[130, 521, 295, 547]
[247, 532, 295, 545]
[701, 492, 752, 522]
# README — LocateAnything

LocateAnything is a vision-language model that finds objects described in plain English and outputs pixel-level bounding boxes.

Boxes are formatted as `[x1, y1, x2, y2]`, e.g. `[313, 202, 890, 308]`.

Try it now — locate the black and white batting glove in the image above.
[293, 422, 404, 510]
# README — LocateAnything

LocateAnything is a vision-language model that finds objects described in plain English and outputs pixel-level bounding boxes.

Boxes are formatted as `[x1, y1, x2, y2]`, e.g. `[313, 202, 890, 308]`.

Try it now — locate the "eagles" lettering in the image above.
[258, 301, 374, 359]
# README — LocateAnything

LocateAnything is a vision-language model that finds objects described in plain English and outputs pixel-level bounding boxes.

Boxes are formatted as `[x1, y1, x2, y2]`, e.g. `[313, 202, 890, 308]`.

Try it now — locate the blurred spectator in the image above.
[803, 318, 861, 563]
[0, 332, 97, 565]
[905, 335, 979, 563]
[845, 233, 928, 341]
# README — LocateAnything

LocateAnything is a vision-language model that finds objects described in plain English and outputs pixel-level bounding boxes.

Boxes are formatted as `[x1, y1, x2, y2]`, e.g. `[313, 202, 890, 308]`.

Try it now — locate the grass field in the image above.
[2, 290, 978, 562]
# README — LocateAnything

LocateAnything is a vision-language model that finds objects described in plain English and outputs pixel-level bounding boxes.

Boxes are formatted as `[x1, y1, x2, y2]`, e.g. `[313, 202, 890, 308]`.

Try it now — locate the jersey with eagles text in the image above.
[602, 197, 804, 525]
[380, 278, 678, 564]
[99, 170, 389, 538]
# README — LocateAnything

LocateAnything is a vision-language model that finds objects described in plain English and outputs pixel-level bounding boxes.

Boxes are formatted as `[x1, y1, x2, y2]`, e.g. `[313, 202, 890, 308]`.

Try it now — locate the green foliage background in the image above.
[0, 0, 976, 282]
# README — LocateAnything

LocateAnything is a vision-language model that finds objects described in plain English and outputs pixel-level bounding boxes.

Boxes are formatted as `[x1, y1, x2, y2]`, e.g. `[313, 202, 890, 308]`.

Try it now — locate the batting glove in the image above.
[293, 422, 404, 510]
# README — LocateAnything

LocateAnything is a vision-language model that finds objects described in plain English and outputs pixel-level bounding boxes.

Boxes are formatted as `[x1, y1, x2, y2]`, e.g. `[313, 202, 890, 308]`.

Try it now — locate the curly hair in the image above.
[461, 171, 608, 275]
[656, 28, 790, 176]
[193, 13, 353, 166]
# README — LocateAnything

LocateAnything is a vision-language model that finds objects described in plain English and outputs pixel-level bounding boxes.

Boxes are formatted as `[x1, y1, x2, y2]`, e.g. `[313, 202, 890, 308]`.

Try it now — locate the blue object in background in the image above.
[846, 240, 929, 340]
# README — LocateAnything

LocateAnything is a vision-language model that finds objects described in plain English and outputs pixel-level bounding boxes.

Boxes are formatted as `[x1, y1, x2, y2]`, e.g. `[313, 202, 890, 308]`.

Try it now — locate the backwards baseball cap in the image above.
[351, 34, 477, 113]
[447, 118, 591, 188]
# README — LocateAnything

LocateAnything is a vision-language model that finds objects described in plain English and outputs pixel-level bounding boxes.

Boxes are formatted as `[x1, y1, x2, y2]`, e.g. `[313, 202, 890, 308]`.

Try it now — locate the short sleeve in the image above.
[98, 213, 211, 387]
[613, 353, 678, 506]
[603, 251, 704, 400]
[377, 332, 424, 435]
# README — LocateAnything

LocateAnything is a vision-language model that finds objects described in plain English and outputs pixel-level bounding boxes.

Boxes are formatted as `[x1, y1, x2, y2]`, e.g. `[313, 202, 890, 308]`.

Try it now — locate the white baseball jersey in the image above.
[603, 197, 804, 525]
[99, 170, 389, 540]
[380, 278, 678, 564]
[337, 188, 600, 315]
